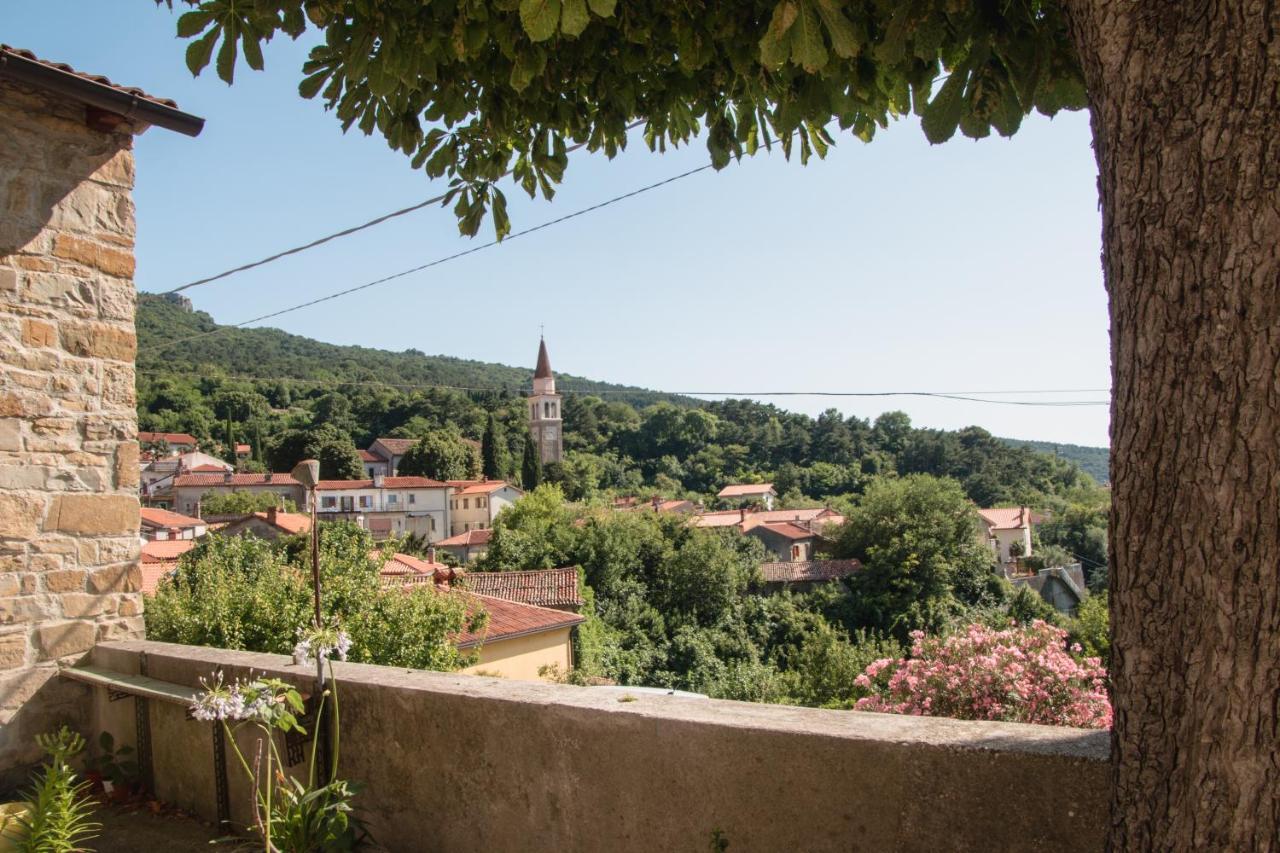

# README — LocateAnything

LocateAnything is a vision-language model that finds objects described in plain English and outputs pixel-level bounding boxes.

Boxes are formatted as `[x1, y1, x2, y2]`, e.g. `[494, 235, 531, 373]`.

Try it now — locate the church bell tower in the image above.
[528, 337, 563, 465]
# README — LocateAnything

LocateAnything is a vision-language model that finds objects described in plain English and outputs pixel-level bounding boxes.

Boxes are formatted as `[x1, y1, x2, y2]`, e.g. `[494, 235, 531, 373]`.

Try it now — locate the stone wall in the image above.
[91, 641, 1111, 852]
[0, 79, 143, 785]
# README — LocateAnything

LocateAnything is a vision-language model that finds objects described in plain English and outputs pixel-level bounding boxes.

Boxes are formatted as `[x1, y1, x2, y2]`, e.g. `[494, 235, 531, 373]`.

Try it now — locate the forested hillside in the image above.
[999, 438, 1109, 484]
[136, 293, 1100, 511]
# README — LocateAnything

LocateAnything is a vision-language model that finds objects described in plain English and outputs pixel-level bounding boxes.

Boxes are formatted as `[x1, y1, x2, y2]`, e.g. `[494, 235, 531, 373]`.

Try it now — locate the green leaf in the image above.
[759, 1, 798, 67]
[215, 28, 238, 84]
[185, 28, 220, 77]
[176, 10, 213, 38]
[299, 68, 331, 99]
[561, 0, 589, 37]
[586, 0, 616, 16]
[510, 49, 543, 91]
[813, 0, 861, 59]
[241, 33, 265, 72]
[789, 1, 828, 72]
[491, 187, 511, 240]
[920, 65, 967, 144]
[519, 0, 562, 42]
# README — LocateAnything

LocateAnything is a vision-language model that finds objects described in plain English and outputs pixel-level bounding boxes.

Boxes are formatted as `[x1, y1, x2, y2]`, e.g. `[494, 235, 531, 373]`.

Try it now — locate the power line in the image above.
[163, 120, 646, 295]
[140, 162, 715, 356]
[135, 370, 1108, 406]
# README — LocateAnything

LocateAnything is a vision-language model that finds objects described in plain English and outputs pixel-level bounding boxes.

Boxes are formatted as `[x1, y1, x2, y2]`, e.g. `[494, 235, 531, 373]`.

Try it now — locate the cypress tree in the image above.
[481, 413, 506, 480]
[521, 436, 541, 490]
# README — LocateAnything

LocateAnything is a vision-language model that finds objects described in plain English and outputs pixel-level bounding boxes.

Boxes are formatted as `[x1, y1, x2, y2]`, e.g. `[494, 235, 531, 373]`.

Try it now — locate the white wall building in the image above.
[315, 474, 450, 541]
[447, 480, 523, 535]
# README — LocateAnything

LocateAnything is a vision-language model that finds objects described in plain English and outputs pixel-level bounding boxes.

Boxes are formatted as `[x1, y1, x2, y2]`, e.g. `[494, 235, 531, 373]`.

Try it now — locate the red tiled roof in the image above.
[760, 559, 861, 584]
[436, 529, 493, 547]
[372, 437, 418, 455]
[455, 593, 583, 649]
[462, 567, 582, 609]
[315, 476, 447, 490]
[977, 507, 1032, 531]
[139, 507, 204, 529]
[754, 522, 818, 541]
[251, 511, 311, 535]
[718, 483, 776, 498]
[358, 449, 384, 463]
[235, 444, 251, 453]
[446, 480, 517, 496]
[379, 552, 448, 576]
[138, 431, 197, 445]
[174, 472, 299, 488]
[141, 539, 195, 563]
[693, 507, 843, 530]
[0, 45, 181, 108]
[189, 464, 228, 473]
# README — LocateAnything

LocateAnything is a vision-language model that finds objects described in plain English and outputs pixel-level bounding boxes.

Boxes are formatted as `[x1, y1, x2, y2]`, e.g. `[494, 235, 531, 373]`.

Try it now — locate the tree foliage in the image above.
[397, 428, 480, 481]
[157, 0, 1086, 238]
[200, 489, 297, 515]
[268, 422, 363, 480]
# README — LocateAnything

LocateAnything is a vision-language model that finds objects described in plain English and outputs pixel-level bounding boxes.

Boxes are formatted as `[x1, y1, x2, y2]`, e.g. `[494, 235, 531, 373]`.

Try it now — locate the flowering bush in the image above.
[853, 620, 1111, 729]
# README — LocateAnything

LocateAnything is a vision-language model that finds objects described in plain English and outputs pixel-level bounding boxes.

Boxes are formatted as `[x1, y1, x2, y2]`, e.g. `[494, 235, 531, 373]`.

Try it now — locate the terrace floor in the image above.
[92, 804, 222, 852]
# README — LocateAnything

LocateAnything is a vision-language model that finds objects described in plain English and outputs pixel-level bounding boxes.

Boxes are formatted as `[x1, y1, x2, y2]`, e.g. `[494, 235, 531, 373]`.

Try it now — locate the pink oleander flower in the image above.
[854, 620, 1111, 729]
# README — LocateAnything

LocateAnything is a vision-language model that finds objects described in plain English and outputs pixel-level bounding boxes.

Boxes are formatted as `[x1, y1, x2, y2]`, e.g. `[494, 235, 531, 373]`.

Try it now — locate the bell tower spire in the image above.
[528, 335, 562, 464]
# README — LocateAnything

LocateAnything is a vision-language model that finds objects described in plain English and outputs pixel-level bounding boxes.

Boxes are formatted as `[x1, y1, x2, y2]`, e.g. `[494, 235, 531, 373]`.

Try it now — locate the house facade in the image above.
[314, 474, 449, 541]
[456, 593, 584, 681]
[366, 437, 418, 477]
[447, 480, 522, 535]
[977, 506, 1035, 564]
[139, 507, 207, 541]
[435, 528, 492, 563]
[215, 508, 312, 541]
[171, 472, 306, 518]
[718, 483, 778, 510]
[747, 521, 822, 562]
[138, 431, 198, 455]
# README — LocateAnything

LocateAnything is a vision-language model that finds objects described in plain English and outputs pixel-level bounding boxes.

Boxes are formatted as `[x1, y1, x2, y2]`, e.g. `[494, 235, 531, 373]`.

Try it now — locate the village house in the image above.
[171, 471, 306, 518]
[364, 437, 418, 476]
[718, 482, 777, 510]
[693, 506, 845, 532]
[138, 506, 206, 541]
[447, 480, 522, 535]
[234, 443, 251, 462]
[314, 474, 449, 541]
[977, 506, 1035, 565]
[139, 449, 231, 491]
[138, 430, 198, 455]
[759, 559, 861, 591]
[748, 521, 826, 562]
[456, 593, 584, 681]
[614, 495, 700, 514]
[215, 507, 312, 540]
[139, 539, 196, 594]
[1012, 564, 1088, 615]
[435, 528, 492, 563]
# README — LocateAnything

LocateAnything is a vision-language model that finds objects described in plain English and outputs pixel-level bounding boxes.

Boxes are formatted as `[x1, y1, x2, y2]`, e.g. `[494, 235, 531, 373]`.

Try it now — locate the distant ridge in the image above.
[135, 293, 691, 408]
[1000, 437, 1109, 484]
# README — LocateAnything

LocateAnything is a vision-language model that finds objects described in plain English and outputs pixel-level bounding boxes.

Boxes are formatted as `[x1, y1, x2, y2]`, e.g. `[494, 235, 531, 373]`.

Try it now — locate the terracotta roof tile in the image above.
[760, 559, 861, 583]
[977, 507, 1032, 531]
[174, 472, 299, 488]
[358, 449, 383, 463]
[372, 437, 418, 455]
[0, 45, 180, 108]
[139, 507, 204, 529]
[446, 480, 518, 496]
[141, 539, 195, 563]
[251, 511, 311, 535]
[462, 567, 582, 608]
[454, 593, 583, 649]
[436, 529, 493, 547]
[379, 552, 448, 576]
[138, 431, 198, 445]
[718, 483, 776, 498]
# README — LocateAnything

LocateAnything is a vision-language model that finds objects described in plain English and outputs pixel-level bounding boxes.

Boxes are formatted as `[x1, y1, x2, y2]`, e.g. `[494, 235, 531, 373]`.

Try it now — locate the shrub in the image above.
[854, 620, 1111, 728]
[13, 728, 100, 853]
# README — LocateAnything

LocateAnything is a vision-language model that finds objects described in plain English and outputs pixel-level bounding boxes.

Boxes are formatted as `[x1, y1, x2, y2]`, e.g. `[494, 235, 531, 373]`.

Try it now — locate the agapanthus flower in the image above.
[293, 625, 352, 666]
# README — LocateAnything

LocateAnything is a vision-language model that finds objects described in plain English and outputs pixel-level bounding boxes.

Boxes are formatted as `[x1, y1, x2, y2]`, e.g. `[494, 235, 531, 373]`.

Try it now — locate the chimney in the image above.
[739, 507, 747, 523]
[267, 506, 278, 525]
[223, 470, 233, 483]
[652, 496, 661, 513]
[427, 546, 437, 564]
[373, 472, 385, 489]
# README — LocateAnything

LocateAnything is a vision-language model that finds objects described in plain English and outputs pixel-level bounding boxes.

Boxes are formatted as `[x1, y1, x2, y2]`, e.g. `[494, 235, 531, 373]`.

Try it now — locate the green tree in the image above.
[398, 429, 481, 481]
[832, 474, 995, 640]
[200, 490, 296, 515]
[267, 423, 363, 480]
[480, 413, 507, 480]
[1069, 591, 1110, 666]
[520, 437, 542, 490]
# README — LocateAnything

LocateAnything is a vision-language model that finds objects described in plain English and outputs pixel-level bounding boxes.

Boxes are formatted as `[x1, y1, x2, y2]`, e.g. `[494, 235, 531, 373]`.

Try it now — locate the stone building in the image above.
[0, 46, 202, 784]
[527, 337, 563, 464]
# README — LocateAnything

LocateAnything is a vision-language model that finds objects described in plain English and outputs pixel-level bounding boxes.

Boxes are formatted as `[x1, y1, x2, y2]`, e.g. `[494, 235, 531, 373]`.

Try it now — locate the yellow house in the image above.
[456, 593, 584, 681]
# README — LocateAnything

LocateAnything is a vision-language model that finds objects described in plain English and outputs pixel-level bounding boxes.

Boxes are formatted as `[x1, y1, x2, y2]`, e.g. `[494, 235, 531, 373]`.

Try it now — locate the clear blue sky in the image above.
[6, 2, 1112, 446]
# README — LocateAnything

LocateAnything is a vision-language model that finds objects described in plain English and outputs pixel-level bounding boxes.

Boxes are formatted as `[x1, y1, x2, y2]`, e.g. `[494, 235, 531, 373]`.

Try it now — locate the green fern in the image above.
[15, 728, 100, 853]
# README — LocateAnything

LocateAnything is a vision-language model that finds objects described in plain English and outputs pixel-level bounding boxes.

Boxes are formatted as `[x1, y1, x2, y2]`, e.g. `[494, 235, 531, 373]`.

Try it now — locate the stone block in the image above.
[0, 575, 18, 597]
[42, 569, 85, 594]
[60, 593, 110, 619]
[95, 617, 143, 644]
[114, 441, 138, 488]
[0, 493, 45, 538]
[59, 320, 136, 362]
[87, 562, 140, 594]
[0, 267, 15, 294]
[19, 318, 55, 348]
[0, 666, 53, 710]
[0, 632, 27, 670]
[33, 621, 95, 661]
[117, 596, 142, 617]
[0, 595, 58, 625]
[0, 420, 19, 452]
[51, 234, 134, 278]
[46, 494, 137, 535]
[20, 272, 94, 308]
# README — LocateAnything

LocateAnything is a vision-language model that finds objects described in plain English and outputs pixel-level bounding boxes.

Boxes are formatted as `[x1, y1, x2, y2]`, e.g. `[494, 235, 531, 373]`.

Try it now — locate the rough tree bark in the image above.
[1063, 1, 1280, 848]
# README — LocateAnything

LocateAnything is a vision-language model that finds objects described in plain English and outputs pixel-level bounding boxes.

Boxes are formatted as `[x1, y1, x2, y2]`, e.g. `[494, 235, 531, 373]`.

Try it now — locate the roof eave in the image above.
[0, 50, 205, 137]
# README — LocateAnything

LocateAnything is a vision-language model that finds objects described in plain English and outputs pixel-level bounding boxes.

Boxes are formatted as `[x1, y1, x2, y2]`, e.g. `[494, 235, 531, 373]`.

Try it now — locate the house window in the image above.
[429, 517, 436, 531]
[322, 497, 336, 509]
[408, 494, 416, 505]
[388, 494, 398, 505]
[791, 545, 802, 561]
[359, 496, 372, 508]
[478, 497, 486, 508]
[544, 401, 551, 418]
[463, 498, 470, 509]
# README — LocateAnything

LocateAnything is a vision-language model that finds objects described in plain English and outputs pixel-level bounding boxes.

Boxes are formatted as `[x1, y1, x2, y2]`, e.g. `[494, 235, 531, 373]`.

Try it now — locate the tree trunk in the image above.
[1063, 1, 1280, 848]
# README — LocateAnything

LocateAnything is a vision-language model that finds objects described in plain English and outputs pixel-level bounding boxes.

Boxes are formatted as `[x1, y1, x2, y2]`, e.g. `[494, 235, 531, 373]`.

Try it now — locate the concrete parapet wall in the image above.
[91, 641, 1109, 852]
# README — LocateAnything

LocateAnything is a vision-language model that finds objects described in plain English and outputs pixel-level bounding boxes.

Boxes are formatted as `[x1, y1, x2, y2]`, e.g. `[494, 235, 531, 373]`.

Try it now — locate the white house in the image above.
[139, 507, 207, 541]
[717, 483, 778, 510]
[977, 506, 1035, 564]
[366, 437, 419, 477]
[314, 474, 449, 541]
[447, 480, 523, 536]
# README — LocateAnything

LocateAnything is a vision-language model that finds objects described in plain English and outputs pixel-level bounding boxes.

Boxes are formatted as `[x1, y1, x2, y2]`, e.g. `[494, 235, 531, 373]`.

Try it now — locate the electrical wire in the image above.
[163, 120, 646, 295]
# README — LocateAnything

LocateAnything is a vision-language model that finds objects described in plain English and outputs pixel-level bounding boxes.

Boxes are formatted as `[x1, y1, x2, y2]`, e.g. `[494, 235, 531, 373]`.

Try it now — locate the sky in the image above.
[5, 3, 1112, 446]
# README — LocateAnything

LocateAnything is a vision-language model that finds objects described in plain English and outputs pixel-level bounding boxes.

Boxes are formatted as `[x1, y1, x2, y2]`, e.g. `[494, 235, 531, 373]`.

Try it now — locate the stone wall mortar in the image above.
[0, 79, 145, 781]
